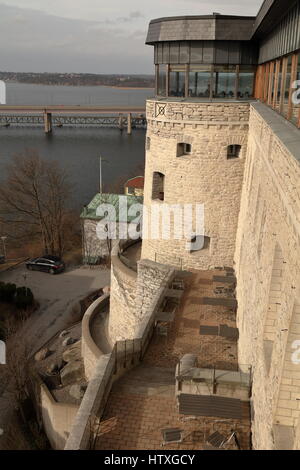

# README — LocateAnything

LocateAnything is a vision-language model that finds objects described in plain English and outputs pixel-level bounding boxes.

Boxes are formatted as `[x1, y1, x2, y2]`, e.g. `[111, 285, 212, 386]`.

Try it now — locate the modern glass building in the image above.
[146, 1, 300, 127]
[146, 14, 258, 100]
[254, 0, 300, 126]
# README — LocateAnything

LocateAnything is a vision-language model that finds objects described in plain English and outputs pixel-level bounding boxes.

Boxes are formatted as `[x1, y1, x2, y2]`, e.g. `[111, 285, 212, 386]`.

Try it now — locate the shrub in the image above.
[0, 282, 17, 302]
[14, 286, 34, 310]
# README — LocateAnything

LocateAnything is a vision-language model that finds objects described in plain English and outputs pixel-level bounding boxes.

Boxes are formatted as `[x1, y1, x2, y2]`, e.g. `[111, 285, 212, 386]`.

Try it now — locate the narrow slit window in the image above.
[152, 172, 165, 201]
[227, 145, 241, 159]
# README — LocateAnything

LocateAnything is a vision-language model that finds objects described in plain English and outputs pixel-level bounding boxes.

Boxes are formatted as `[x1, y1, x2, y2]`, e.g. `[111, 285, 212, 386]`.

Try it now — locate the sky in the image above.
[0, 0, 263, 74]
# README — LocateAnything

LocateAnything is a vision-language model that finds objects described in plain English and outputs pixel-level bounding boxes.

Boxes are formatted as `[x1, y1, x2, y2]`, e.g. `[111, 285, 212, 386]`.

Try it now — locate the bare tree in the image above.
[0, 149, 72, 257]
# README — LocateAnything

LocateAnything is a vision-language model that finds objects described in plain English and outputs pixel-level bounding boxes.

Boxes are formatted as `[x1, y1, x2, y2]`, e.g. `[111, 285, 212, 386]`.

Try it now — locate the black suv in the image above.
[26, 255, 65, 274]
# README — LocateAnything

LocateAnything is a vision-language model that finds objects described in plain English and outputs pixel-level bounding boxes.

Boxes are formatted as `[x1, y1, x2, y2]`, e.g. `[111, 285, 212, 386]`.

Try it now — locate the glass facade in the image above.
[238, 67, 255, 99]
[152, 34, 300, 127]
[213, 66, 236, 99]
[157, 64, 167, 96]
[156, 64, 255, 100]
[188, 66, 211, 98]
[169, 67, 185, 97]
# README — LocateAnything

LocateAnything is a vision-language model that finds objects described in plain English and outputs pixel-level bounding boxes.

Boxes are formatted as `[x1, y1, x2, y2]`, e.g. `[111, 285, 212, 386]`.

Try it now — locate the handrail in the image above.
[65, 267, 175, 450]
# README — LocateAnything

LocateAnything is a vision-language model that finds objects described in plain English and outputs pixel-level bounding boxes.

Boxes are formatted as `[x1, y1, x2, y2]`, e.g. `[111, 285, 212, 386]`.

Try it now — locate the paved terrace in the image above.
[96, 270, 251, 450]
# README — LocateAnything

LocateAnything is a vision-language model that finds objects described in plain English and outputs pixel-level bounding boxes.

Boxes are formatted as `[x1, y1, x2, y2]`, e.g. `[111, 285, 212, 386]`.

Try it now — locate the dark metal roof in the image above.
[146, 15, 256, 44]
[149, 14, 256, 24]
[178, 394, 250, 420]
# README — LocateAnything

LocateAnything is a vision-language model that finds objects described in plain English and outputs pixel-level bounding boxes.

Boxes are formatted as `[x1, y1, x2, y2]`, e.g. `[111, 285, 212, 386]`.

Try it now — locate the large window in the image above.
[157, 65, 167, 96]
[169, 66, 185, 97]
[188, 66, 211, 98]
[155, 63, 256, 101]
[213, 66, 236, 99]
[238, 67, 255, 99]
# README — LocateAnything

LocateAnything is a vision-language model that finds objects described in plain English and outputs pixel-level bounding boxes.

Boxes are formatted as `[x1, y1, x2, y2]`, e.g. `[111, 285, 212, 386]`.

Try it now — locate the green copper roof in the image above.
[80, 193, 143, 223]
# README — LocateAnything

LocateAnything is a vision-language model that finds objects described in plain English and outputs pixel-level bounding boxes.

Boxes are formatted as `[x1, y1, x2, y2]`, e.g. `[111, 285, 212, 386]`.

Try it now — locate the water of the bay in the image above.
[0, 82, 154, 209]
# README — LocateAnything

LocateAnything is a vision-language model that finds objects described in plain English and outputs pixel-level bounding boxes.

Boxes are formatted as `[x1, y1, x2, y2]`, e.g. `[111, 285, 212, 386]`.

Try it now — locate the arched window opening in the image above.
[152, 172, 165, 201]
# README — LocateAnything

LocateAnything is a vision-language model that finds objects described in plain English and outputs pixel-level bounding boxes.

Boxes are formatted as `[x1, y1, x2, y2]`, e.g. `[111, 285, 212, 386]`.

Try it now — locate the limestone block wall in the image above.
[81, 294, 110, 380]
[108, 243, 138, 343]
[83, 219, 109, 261]
[40, 384, 79, 450]
[108, 242, 173, 343]
[235, 103, 300, 450]
[141, 100, 249, 271]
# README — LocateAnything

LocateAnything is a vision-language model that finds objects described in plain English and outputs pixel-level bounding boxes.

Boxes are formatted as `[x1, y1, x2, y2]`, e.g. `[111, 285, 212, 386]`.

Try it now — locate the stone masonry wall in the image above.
[108, 245, 137, 343]
[235, 104, 300, 450]
[141, 100, 249, 271]
[108, 246, 172, 344]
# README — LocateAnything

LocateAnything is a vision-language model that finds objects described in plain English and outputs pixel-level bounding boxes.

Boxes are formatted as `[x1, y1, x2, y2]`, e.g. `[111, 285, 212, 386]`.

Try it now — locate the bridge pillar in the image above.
[127, 113, 132, 135]
[118, 113, 124, 131]
[44, 112, 52, 133]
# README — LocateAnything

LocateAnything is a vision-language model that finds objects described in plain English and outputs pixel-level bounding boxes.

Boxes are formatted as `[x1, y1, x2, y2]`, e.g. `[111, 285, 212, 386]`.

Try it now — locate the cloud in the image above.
[0, 3, 152, 73]
[2, 0, 263, 21]
[0, 0, 264, 73]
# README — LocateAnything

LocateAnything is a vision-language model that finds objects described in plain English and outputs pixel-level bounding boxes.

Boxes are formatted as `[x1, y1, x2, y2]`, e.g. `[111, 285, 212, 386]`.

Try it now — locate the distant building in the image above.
[80, 193, 143, 264]
[124, 176, 144, 197]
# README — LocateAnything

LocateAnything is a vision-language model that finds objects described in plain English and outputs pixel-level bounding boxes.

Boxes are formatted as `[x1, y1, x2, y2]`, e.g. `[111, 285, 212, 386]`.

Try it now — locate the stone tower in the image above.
[142, 14, 257, 271]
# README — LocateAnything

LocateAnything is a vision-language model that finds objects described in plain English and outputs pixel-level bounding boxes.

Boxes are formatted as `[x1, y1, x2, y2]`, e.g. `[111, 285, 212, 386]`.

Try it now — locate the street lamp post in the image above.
[99, 156, 108, 194]
[100, 155, 103, 194]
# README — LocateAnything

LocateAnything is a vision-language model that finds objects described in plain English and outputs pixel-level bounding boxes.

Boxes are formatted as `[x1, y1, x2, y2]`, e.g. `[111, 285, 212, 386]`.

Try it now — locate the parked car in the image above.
[26, 255, 65, 274]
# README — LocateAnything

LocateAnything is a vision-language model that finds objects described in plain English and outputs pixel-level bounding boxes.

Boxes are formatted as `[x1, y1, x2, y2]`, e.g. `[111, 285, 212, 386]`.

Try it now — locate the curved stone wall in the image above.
[108, 240, 173, 343]
[81, 294, 110, 380]
[141, 99, 249, 271]
[108, 242, 138, 343]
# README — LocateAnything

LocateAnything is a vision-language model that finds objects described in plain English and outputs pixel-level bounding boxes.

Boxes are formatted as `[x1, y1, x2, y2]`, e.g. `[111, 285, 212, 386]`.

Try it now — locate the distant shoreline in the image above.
[4, 81, 154, 90]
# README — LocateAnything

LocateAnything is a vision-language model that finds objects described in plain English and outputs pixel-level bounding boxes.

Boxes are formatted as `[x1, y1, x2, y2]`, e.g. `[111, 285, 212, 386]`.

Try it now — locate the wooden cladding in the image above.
[254, 51, 300, 128]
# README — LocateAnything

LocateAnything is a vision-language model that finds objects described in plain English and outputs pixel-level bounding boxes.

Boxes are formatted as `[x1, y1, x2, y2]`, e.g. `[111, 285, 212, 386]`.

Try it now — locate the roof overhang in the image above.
[252, 0, 298, 39]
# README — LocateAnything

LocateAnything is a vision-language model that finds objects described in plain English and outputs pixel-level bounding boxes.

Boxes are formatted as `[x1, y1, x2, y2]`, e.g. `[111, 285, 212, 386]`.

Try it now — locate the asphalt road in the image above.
[0, 263, 110, 446]
[0, 264, 111, 353]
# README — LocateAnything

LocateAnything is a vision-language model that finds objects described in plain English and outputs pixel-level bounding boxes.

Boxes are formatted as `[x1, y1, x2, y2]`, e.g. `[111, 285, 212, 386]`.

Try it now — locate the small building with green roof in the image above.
[81, 193, 143, 264]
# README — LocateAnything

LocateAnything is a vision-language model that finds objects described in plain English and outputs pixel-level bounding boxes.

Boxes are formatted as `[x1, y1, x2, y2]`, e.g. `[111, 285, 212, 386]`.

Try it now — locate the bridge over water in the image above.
[0, 105, 146, 134]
